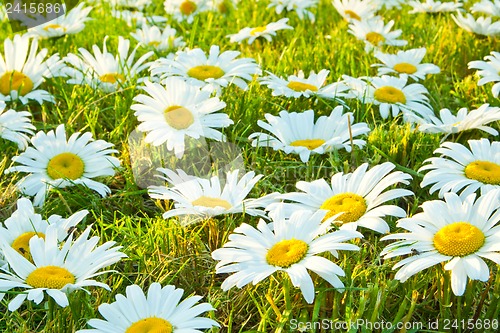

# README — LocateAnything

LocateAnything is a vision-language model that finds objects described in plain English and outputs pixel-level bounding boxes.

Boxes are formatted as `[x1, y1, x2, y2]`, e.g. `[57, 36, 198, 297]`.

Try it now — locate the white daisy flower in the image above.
[164, 0, 209, 24]
[131, 24, 186, 52]
[0, 198, 88, 262]
[372, 48, 440, 81]
[415, 104, 500, 136]
[0, 224, 126, 311]
[148, 169, 278, 224]
[150, 45, 261, 95]
[472, 0, 500, 17]
[111, 9, 168, 27]
[468, 51, 500, 97]
[63, 36, 154, 93]
[5, 124, 121, 207]
[76, 282, 219, 333]
[408, 0, 463, 14]
[332, 0, 378, 22]
[268, 0, 319, 22]
[248, 107, 370, 163]
[419, 138, 500, 199]
[452, 12, 500, 37]
[380, 190, 500, 296]
[0, 103, 35, 150]
[212, 209, 362, 304]
[348, 17, 407, 52]
[0, 34, 65, 104]
[269, 162, 413, 234]
[131, 78, 232, 158]
[227, 18, 293, 45]
[258, 69, 348, 100]
[339, 74, 374, 100]
[26, 3, 93, 39]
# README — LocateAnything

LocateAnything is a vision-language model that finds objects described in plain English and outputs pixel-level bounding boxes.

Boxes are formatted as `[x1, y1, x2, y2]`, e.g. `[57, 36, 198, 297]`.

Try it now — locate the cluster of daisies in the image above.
[0, 0, 499, 331]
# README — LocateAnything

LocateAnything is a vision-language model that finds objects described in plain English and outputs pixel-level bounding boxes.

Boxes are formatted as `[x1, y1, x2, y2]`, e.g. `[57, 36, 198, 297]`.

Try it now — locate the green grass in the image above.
[1, 0, 499, 332]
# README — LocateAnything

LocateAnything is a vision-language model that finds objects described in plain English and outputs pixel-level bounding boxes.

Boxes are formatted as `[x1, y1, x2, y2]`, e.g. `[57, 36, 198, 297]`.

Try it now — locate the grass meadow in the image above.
[0, 0, 499, 332]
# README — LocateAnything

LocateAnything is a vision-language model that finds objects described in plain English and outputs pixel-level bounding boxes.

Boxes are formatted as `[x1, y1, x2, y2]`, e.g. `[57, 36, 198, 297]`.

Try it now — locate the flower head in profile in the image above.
[249, 107, 370, 163]
[227, 18, 293, 45]
[76, 283, 219, 333]
[0, 103, 35, 150]
[131, 25, 186, 52]
[164, 0, 209, 24]
[471, 0, 500, 17]
[381, 190, 500, 296]
[408, 0, 463, 14]
[0, 34, 65, 104]
[452, 12, 500, 36]
[0, 225, 126, 311]
[268, 0, 319, 22]
[332, 0, 378, 22]
[468, 51, 500, 97]
[5, 124, 121, 207]
[419, 138, 500, 199]
[212, 209, 362, 304]
[372, 48, 440, 81]
[348, 17, 407, 52]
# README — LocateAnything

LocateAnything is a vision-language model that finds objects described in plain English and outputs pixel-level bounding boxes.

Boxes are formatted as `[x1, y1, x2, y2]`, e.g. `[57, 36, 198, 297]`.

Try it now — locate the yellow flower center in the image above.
[266, 239, 308, 268]
[0, 70, 34, 96]
[393, 62, 418, 74]
[320, 193, 367, 222]
[180, 0, 197, 15]
[25, 266, 76, 289]
[286, 81, 319, 92]
[47, 152, 85, 180]
[365, 32, 385, 46]
[289, 139, 325, 150]
[433, 222, 485, 257]
[250, 26, 267, 36]
[374, 86, 407, 104]
[344, 10, 361, 21]
[99, 73, 126, 84]
[164, 105, 195, 130]
[187, 65, 225, 81]
[43, 24, 65, 31]
[11, 232, 45, 260]
[191, 196, 232, 209]
[464, 161, 500, 185]
[148, 41, 161, 47]
[126, 317, 173, 333]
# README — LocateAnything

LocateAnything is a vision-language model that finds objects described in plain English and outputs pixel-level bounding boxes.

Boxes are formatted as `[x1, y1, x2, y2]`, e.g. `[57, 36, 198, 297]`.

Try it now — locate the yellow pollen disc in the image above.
[266, 239, 308, 268]
[393, 62, 418, 74]
[344, 10, 361, 21]
[148, 41, 161, 47]
[289, 139, 325, 150]
[433, 222, 485, 257]
[365, 32, 385, 46]
[320, 192, 367, 222]
[47, 152, 85, 180]
[11, 232, 45, 260]
[25, 266, 76, 289]
[192, 196, 232, 209]
[250, 26, 267, 36]
[464, 161, 500, 185]
[187, 65, 225, 81]
[180, 0, 197, 15]
[286, 81, 319, 92]
[374, 86, 407, 104]
[126, 317, 173, 333]
[43, 24, 65, 31]
[0, 70, 34, 96]
[164, 105, 195, 130]
[99, 73, 126, 84]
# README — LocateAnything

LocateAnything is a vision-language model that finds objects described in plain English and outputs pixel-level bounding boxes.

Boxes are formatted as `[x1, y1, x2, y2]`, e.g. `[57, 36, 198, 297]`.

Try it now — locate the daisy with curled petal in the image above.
[472, 0, 500, 17]
[131, 77, 232, 158]
[227, 18, 293, 45]
[380, 190, 500, 296]
[148, 169, 278, 223]
[468, 51, 500, 97]
[268, 0, 319, 22]
[111, 9, 168, 27]
[212, 209, 363, 304]
[0, 198, 87, 262]
[348, 17, 407, 52]
[269, 162, 413, 234]
[452, 12, 500, 37]
[372, 48, 440, 81]
[5, 124, 121, 207]
[131, 25, 186, 52]
[76, 282, 219, 333]
[150, 45, 261, 95]
[419, 138, 500, 198]
[408, 0, 463, 14]
[64, 36, 154, 93]
[0, 34, 65, 105]
[332, 0, 378, 22]
[248, 107, 370, 163]
[0, 103, 35, 150]
[164, 0, 209, 24]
